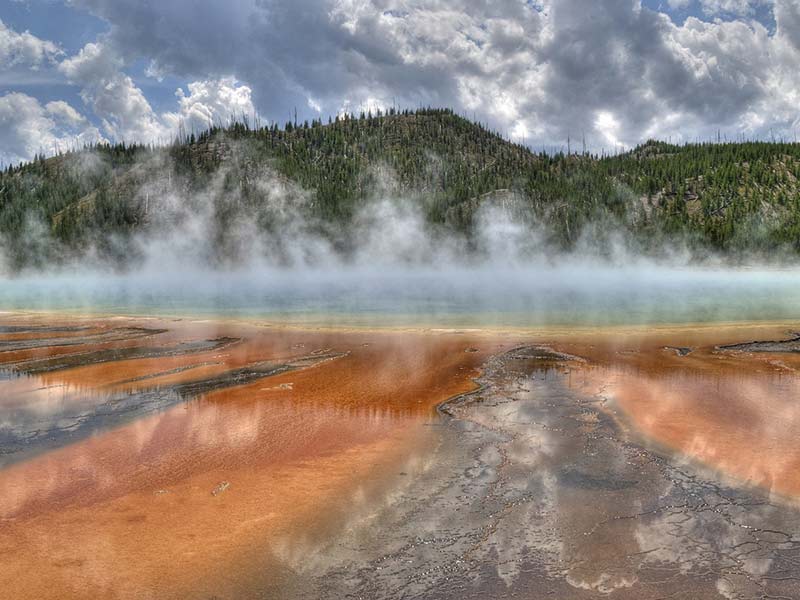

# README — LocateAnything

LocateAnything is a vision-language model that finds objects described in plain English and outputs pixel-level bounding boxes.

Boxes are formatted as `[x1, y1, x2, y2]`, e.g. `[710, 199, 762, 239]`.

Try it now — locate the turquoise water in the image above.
[1, 265, 799, 327]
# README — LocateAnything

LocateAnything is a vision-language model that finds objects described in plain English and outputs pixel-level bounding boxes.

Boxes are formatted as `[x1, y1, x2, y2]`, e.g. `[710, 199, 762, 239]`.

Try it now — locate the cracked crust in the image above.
[288, 345, 800, 599]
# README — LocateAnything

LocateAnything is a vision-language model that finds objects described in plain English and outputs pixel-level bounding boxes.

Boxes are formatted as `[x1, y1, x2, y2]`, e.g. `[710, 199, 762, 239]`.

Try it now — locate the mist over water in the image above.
[3, 263, 800, 327]
[3, 153, 800, 328]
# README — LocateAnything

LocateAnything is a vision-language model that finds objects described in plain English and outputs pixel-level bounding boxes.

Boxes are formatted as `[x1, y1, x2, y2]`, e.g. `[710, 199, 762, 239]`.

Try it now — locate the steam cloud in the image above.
[2, 143, 800, 327]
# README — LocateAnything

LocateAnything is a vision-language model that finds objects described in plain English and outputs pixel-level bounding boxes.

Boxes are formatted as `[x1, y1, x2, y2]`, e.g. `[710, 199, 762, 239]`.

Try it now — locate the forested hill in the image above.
[3, 107, 800, 269]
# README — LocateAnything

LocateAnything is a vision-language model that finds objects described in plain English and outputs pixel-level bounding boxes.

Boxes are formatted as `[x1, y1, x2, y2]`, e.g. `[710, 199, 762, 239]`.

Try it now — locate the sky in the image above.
[1, 0, 800, 164]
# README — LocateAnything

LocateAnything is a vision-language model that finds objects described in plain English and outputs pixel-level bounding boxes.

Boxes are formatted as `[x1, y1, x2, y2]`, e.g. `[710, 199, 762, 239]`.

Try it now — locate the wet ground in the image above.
[0, 314, 494, 599]
[283, 344, 800, 598]
[2, 315, 800, 598]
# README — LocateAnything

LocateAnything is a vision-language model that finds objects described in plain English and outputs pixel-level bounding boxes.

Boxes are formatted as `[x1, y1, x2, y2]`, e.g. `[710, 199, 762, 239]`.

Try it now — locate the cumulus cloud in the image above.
[0, 20, 257, 162]
[57, 40, 259, 147]
[0, 18, 61, 69]
[67, 0, 549, 132]
[0, 92, 106, 165]
[4, 0, 800, 156]
[45, 100, 90, 127]
[698, 0, 766, 16]
[775, 0, 800, 51]
[59, 0, 800, 151]
[667, 0, 692, 9]
[58, 41, 171, 143]
[165, 78, 258, 134]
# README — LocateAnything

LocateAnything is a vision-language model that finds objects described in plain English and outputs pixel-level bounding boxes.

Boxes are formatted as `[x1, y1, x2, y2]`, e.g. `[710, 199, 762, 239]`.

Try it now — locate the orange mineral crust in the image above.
[5, 314, 800, 599]
[0, 316, 499, 600]
[549, 323, 800, 500]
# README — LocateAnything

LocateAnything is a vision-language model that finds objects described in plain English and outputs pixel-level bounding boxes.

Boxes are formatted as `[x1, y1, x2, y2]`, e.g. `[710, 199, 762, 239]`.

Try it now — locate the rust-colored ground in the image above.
[3, 315, 800, 599]
[549, 322, 800, 501]
[0, 315, 501, 599]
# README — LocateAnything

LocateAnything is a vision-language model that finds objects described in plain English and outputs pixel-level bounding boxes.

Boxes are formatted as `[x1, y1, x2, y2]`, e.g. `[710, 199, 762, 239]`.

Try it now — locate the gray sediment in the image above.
[282, 346, 800, 599]
[0, 350, 345, 469]
[5, 336, 240, 374]
[718, 333, 800, 353]
[0, 327, 167, 353]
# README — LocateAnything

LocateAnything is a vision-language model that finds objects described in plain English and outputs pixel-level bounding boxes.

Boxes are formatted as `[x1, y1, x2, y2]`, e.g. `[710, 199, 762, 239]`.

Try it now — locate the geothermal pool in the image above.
[2, 273, 800, 598]
[2, 265, 800, 326]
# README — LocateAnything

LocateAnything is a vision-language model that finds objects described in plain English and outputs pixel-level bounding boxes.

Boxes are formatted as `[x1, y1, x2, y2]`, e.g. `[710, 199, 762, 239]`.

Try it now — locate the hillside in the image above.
[2, 108, 800, 269]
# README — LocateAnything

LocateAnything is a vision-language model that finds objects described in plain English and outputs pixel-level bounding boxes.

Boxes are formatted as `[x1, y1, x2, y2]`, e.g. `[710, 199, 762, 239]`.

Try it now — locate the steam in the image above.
[2, 142, 800, 327]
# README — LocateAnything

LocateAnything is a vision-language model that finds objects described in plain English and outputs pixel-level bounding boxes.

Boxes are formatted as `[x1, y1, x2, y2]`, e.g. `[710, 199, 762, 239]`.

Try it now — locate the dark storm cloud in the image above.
[775, 0, 800, 50]
[68, 0, 493, 117]
[3, 0, 799, 157]
[530, 0, 772, 146]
